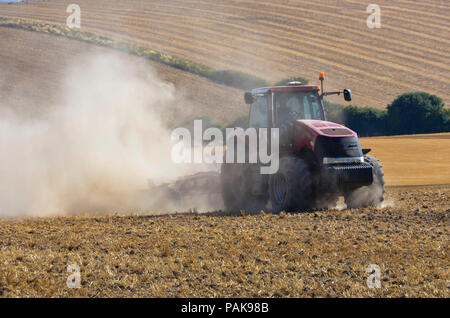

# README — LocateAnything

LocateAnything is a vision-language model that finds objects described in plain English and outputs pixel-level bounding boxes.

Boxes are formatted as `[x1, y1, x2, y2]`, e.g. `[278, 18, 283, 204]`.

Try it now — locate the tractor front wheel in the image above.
[344, 155, 385, 208]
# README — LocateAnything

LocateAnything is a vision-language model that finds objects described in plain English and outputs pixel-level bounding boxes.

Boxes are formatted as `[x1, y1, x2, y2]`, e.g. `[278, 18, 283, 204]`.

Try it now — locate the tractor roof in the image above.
[251, 85, 320, 95]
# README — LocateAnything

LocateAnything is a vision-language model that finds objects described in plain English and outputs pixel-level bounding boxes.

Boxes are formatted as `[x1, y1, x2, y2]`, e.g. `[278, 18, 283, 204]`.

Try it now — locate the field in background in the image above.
[0, 27, 246, 125]
[360, 133, 450, 186]
[1, 26, 449, 187]
[1, 0, 449, 108]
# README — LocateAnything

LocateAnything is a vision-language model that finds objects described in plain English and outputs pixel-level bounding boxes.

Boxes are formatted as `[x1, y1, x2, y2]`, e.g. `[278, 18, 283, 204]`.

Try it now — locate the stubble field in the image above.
[359, 133, 450, 186]
[0, 184, 448, 297]
[1, 0, 449, 108]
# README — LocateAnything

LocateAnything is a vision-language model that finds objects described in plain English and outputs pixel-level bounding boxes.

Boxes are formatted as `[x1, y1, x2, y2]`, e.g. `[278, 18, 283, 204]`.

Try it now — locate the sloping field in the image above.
[360, 133, 450, 186]
[0, 27, 246, 125]
[1, 27, 448, 188]
[1, 0, 449, 108]
[0, 185, 448, 297]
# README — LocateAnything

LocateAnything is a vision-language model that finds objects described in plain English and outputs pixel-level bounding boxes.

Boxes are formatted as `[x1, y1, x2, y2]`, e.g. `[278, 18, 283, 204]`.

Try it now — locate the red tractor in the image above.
[220, 73, 385, 213]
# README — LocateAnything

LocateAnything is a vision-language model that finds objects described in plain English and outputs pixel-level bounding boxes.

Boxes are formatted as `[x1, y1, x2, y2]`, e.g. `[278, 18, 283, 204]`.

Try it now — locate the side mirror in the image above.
[343, 88, 352, 101]
[244, 92, 254, 104]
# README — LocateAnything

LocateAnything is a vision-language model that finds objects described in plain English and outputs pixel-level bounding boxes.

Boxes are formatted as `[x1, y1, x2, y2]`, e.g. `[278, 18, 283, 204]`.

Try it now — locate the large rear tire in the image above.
[344, 155, 385, 208]
[269, 157, 312, 213]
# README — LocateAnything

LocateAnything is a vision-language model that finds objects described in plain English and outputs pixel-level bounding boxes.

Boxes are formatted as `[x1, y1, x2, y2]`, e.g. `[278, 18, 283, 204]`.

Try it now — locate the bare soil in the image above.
[0, 185, 448, 297]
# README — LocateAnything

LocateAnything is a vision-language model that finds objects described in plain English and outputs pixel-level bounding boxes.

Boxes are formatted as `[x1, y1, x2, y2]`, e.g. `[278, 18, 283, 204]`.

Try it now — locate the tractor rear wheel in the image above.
[269, 157, 312, 213]
[344, 155, 385, 208]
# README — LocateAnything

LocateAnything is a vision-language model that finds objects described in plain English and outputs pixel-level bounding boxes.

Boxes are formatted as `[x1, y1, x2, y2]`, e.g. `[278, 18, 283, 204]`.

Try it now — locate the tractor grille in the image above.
[328, 165, 370, 170]
[326, 164, 373, 186]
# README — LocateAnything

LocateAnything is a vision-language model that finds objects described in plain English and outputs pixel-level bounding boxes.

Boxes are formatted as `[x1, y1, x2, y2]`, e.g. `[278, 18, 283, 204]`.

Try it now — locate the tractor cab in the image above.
[244, 73, 351, 132]
[246, 84, 325, 132]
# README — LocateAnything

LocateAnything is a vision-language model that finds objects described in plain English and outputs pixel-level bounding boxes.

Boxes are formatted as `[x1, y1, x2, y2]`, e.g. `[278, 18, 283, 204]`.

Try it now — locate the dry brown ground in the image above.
[1, 0, 449, 108]
[0, 3, 449, 298]
[360, 133, 450, 186]
[0, 185, 448, 298]
[0, 27, 246, 125]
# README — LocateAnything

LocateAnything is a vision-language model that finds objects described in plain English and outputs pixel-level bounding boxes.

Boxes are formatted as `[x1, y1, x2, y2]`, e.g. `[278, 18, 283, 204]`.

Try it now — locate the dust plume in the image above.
[0, 53, 213, 217]
[342, 174, 388, 209]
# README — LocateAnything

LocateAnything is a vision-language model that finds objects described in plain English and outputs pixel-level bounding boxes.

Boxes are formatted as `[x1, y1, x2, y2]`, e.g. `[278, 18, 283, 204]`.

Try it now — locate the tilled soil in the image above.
[0, 185, 448, 297]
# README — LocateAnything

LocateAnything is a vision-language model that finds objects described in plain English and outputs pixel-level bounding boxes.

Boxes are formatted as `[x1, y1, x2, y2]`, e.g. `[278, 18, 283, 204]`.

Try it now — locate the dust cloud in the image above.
[0, 53, 214, 217]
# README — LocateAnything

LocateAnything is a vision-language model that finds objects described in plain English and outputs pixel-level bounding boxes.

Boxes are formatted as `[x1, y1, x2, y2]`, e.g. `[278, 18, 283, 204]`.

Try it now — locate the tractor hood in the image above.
[295, 120, 357, 138]
[292, 120, 362, 159]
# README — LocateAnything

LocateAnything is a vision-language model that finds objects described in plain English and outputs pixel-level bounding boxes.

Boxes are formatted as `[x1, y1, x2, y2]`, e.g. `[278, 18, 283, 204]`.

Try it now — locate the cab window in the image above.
[249, 96, 268, 128]
[310, 95, 323, 119]
[276, 92, 324, 123]
[302, 96, 312, 119]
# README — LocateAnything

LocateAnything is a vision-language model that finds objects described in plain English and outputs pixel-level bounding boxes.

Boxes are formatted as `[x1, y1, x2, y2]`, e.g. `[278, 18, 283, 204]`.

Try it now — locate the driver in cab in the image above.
[277, 94, 303, 136]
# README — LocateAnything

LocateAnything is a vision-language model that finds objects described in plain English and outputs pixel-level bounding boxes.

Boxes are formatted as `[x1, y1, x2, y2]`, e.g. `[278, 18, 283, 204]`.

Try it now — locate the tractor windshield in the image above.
[275, 91, 324, 129]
